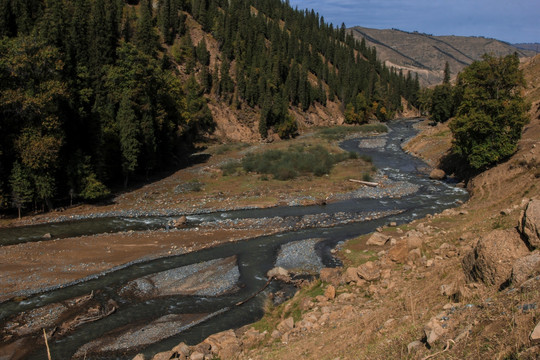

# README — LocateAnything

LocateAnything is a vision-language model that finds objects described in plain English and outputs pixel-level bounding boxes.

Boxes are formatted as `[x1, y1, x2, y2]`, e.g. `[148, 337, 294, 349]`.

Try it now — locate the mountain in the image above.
[0, 0, 418, 213]
[349, 26, 536, 86]
[514, 43, 540, 52]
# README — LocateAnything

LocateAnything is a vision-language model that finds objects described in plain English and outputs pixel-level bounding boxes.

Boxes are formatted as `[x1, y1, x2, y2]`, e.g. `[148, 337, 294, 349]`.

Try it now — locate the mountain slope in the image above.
[349, 26, 536, 86]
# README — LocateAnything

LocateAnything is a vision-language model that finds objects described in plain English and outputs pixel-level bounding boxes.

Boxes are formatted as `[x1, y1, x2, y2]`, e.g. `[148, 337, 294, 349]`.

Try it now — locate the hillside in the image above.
[0, 0, 419, 218]
[142, 58, 540, 360]
[349, 26, 536, 86]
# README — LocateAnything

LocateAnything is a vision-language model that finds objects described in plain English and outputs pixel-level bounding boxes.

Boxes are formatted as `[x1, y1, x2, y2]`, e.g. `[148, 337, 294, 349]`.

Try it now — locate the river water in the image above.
[0, 120, 468, 359]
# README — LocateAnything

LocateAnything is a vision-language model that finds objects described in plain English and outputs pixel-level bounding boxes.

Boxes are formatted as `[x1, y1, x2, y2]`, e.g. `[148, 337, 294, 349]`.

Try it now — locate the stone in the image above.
[389, 221, 397, 227]
[519, 199, 540, 249]
[132, 354, 145, 360]
[440, 283, 456, 297]
[356, 262, 381, 281]
[336, 293, 354, 303]
[152, 351, 175, 360]
[174, 216, 188, 228]
[324, 285, 336, 300]
[406, 231, 424, 250]
[407, 340, 423, 354]
[429, 168, 446, 180]
[189, 352, 204, 360]
[271, 330, 281, 339]
[531, 321, 540, 341]
[267, 267, 289, 280]
[42, 233, 52, 239]
[462, 229, 529, 287]
[366, 232, 391, 246]
[203, 329, 241, 359]
[276, 317, 294, 334]
[511, 251, 540, 285]
[388, 240, 408, 263]
[242, 327, 265, 348]
[342, 267, 361, 283]
[172, 343, 190, 358]
[319, 268, 342, 286]
[424, 318, 447, 346]
[408, 248, 422, 263]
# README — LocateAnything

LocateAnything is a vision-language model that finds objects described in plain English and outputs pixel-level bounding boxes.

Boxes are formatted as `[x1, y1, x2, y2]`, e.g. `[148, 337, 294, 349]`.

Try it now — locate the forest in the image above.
[0, 0, 419, 216]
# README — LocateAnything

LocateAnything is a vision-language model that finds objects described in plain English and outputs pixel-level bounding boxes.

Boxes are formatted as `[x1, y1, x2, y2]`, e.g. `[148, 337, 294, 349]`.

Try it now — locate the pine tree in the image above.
[117, 93, 140, 187]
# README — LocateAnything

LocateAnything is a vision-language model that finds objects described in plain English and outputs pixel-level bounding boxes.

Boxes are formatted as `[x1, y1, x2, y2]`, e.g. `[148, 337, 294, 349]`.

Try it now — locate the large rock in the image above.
[319, 268, 342, 286]
[276, 317, 294, 334]
[531, 321, 540, 341]
[267, 267, 289, 280]
[429, 168, 446, 180]
[388, 240, 409, 263]
[405, 231, 424, 250]
[356, 261, 381, 282]
[173, 216, 188, 228]
[342, 267, 361, 283]
[204, 329, 241, 360]
[424, 318, 447, 346]
[366, 232, 390, 246]
[519, 199, 540, 249]
[462, 229, 529, 287]
[511, 251, 540, 285]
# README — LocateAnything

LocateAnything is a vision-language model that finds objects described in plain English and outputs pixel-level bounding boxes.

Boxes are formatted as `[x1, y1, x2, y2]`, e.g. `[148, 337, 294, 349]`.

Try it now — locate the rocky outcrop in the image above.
[462, 229, 529, 287]
[519, 199, 540, 249]
[203, 329, 241, 359]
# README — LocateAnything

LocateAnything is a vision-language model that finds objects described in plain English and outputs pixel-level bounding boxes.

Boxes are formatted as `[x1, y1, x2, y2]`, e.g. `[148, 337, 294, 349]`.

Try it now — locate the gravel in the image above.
[275, 239, 325, 275]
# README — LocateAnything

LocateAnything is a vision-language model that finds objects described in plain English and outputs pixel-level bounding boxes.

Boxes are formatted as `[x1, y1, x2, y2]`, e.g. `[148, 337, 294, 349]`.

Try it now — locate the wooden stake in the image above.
[43, 329, 52, 360]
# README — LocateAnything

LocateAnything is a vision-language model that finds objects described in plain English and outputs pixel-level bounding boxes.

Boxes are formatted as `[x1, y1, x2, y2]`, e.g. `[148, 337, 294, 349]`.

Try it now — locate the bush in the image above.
[242, 144, 351, 180]
[317, 124, 388, 141]
[220, 160, 242, 176]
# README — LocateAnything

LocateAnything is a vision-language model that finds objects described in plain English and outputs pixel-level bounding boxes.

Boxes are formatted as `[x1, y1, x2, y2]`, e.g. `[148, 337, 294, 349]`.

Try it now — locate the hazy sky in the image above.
[287, 0, 539, 44]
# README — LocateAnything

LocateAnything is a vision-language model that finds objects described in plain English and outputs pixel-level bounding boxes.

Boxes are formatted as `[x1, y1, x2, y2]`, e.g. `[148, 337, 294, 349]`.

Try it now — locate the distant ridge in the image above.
[349, 26, 536, 86]
[514, 43, 540, 53]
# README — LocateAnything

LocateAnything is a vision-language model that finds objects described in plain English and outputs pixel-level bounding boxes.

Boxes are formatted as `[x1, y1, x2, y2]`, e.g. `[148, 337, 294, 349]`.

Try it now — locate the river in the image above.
[0, 120, 468, 359]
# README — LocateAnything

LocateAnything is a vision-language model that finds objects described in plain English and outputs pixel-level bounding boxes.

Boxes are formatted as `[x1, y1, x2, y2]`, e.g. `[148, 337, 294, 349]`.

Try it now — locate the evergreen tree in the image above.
[117, 93, 140, 187]
[135, 0, 159, 55]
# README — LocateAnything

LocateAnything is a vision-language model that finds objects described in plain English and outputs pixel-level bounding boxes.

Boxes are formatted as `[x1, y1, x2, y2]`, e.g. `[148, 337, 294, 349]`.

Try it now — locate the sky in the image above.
[287, 0, 539, 44]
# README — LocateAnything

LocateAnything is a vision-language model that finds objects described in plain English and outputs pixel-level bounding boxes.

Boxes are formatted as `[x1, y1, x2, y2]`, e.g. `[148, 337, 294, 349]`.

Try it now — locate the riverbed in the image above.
[0, 120, 468, 359]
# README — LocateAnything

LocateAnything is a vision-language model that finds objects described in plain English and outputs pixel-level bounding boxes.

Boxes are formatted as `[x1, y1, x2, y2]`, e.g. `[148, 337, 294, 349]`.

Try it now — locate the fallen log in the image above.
[349, 178, 379, 187]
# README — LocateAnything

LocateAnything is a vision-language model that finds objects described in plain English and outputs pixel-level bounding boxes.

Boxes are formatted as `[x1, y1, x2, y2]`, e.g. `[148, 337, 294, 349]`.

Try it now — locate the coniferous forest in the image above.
[0, 0, 419, 215]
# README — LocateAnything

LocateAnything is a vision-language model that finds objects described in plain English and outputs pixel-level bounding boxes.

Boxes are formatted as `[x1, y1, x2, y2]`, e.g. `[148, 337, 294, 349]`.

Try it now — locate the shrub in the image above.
[242, 144, 350, 180]
[220, 160, 242, 176]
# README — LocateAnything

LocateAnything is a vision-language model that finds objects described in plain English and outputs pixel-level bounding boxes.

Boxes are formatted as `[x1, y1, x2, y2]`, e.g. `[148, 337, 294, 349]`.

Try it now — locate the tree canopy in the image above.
[449, 54, 530, 170]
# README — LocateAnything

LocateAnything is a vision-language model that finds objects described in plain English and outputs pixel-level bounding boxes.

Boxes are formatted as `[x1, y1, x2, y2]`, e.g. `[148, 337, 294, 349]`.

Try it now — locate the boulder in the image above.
[267, 267, 290, 281]
[518, 199, 540, 249]
[531, 321, 540, 341]
[324, 284, 336, 300]
[366, 232, 390, 246]
[203, 329, 241, 360]
[356, 262, 381, 282]
[407, 340, 423, 354]
[388, 240, 409, 263]
[276, 317, 294, 334]
[319, 268, 342, 286]
[42, 233, 52, 240]
[511, 251, 540, 285]
[171, 342, 190, 358]
[462, 229, 529, 287]
[429, 168, 446, 180]
[174, 216, 188, 228]
[341, 267, 361, 283]
[132, 354, 146, 360]
[405, 231, 424, 250]
[152, 351, 175, 360]
[189, 352, 204, 360]
[241, 327, 265, 348]
[424, 318, 446, 346]
[408, 248, 422, 263]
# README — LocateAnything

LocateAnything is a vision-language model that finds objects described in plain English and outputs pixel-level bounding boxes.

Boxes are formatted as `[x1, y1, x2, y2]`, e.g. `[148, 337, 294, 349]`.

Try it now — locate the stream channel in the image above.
[0, 119, 468, 359]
